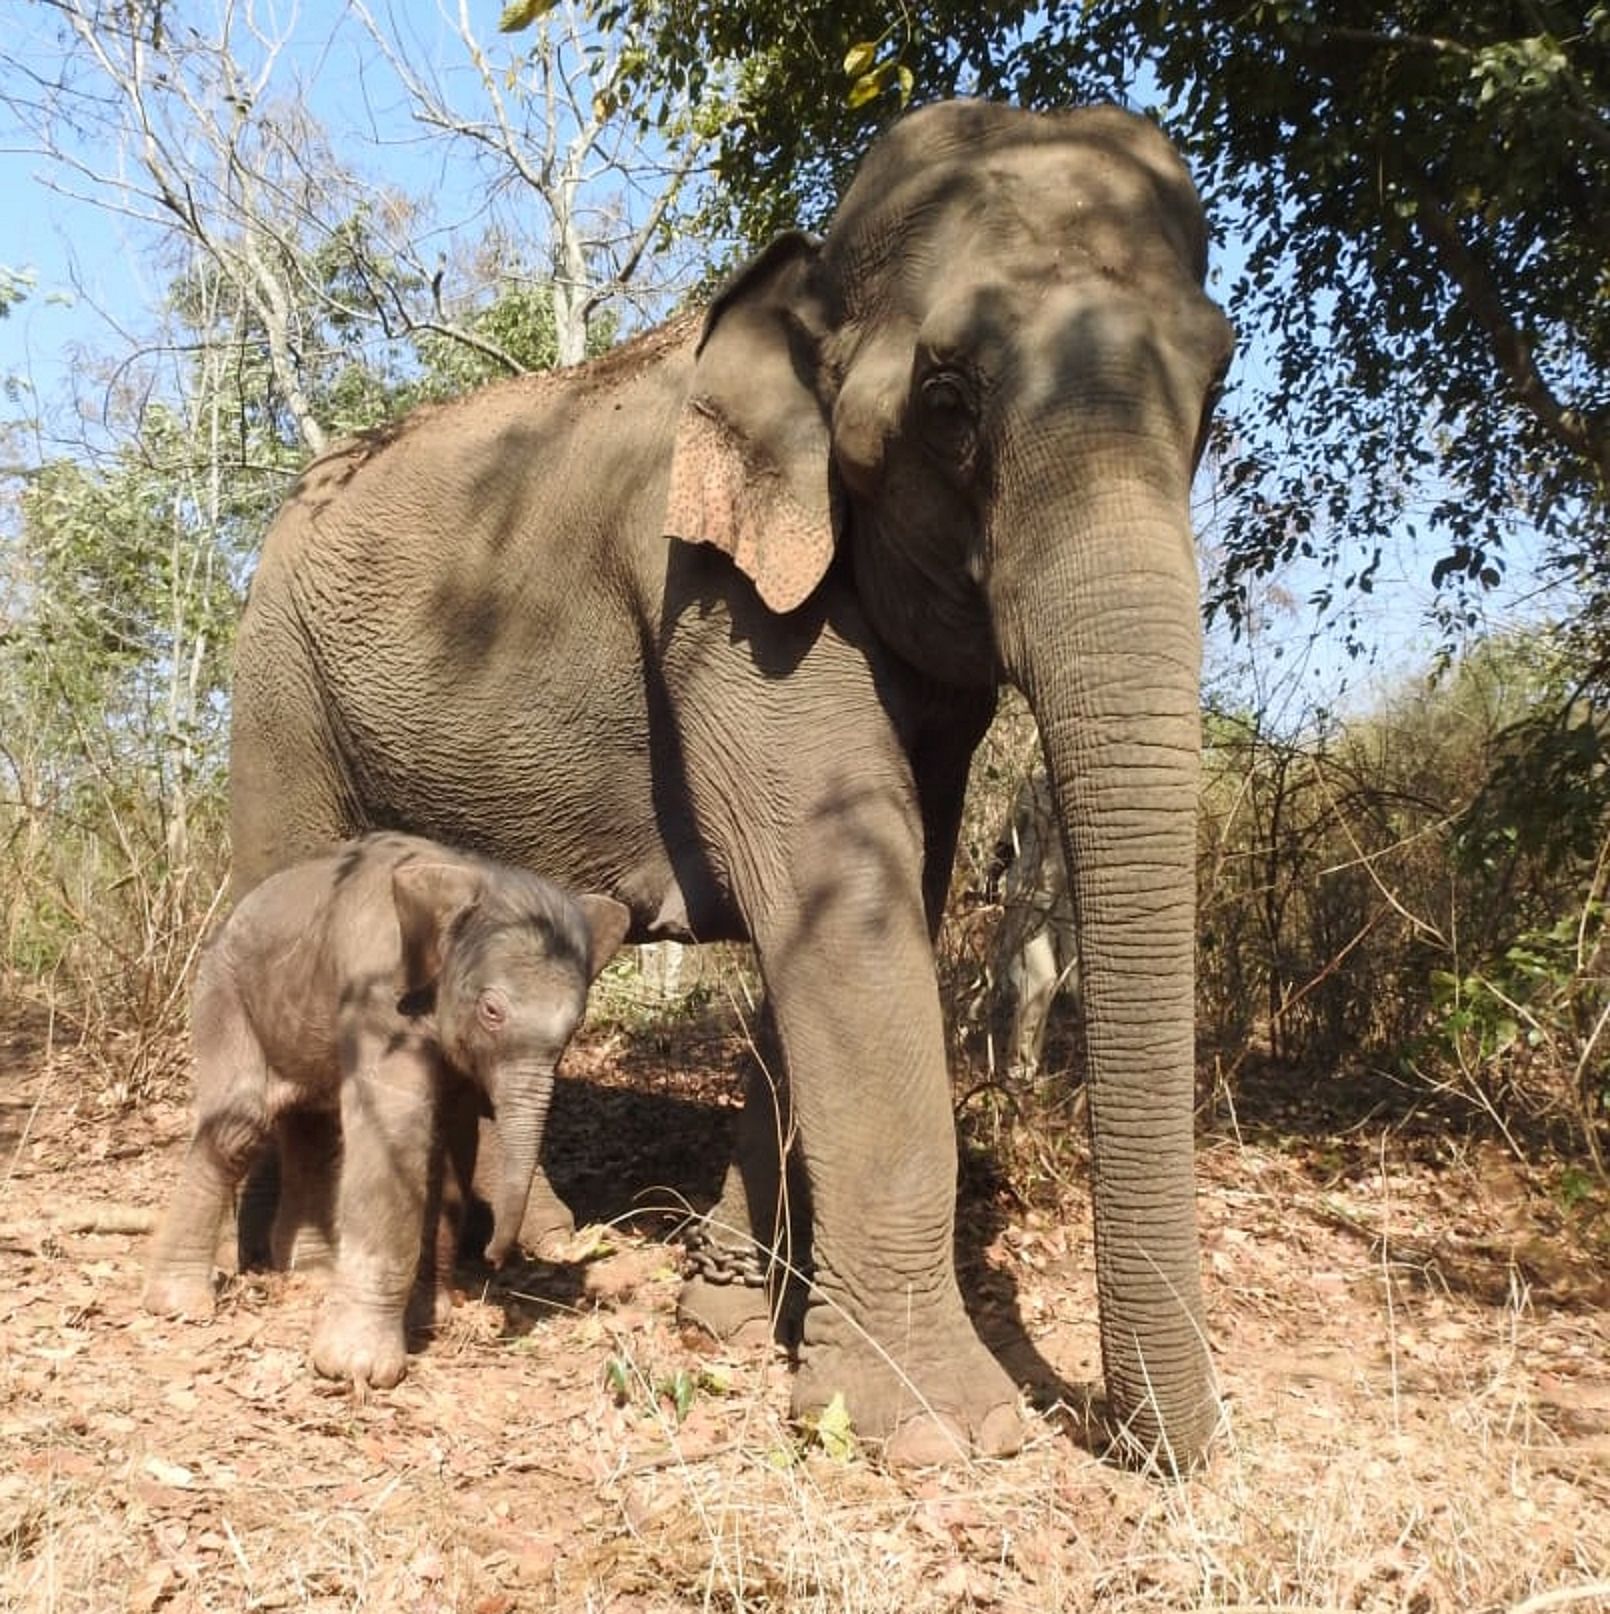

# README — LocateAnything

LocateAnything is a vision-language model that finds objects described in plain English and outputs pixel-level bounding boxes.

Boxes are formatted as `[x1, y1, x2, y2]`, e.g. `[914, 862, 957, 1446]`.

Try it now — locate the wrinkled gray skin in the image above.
[143, 833, 629, 1387]
[229, 100, 1232, 1463]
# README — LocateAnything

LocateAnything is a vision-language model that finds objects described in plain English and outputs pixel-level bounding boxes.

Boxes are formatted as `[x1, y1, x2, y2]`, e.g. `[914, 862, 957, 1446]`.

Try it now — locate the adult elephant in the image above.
[229, 99, 1232, 1466]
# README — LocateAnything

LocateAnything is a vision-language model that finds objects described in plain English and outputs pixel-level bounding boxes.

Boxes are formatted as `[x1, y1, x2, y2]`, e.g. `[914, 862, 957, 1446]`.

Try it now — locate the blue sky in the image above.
[2, 9, 480, 410]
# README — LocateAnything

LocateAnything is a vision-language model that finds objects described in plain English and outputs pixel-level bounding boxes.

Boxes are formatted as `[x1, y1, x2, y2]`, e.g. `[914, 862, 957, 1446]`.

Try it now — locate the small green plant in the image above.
[794, 1391, 857, 1464]
[603, 1356, 729, 1426]
[1556, 1166, 1595, 1212]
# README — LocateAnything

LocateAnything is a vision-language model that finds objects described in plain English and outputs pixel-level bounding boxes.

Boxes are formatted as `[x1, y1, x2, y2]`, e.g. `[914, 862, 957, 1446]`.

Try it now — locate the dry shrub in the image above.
[1197, 633, 1608, 1163]
[0, 734, 227, 1103]
[930, 635, 1607, 1171]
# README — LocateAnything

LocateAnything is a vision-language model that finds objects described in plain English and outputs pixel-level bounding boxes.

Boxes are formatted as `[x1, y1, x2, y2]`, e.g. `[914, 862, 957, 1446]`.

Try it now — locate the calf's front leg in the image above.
[310, 1041, 436, 1388]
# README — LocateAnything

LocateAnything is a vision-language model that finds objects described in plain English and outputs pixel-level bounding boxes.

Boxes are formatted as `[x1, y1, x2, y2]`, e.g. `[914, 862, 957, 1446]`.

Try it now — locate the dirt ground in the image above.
[3, 995, 1609, 1613]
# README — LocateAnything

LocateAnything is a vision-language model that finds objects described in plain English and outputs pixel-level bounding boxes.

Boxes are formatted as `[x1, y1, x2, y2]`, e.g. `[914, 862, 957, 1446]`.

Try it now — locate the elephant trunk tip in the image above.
[485, 1175, 538, 1268]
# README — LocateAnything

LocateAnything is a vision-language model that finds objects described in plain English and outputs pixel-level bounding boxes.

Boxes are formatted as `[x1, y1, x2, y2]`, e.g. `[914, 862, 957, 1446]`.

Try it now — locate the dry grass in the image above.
[2, 989, 1608, 1613]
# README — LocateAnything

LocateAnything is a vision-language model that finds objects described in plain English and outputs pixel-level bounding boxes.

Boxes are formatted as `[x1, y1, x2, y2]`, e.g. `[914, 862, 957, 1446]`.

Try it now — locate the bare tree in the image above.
[353, 0, 715, 365]
[0, 0, 721, 1029]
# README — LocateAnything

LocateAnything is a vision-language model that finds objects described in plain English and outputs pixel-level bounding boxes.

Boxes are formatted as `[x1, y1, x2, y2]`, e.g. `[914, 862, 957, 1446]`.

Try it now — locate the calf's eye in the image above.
[476, 988, 509, 1031]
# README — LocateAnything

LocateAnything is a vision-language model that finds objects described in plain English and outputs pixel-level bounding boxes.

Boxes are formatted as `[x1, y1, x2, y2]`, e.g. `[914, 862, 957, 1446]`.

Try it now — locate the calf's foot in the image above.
[310, 1300, 408, 1388]
[405, 1275, 457, 1336]
[142, 1270, 217, 1320]
[515, 1175, 575, 1257]
[272, 1218, 338, 1273]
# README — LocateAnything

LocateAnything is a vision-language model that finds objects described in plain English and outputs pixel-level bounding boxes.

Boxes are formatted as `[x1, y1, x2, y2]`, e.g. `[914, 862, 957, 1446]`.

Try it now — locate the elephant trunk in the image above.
[484, 1065, 555, 1268]
[991, 471, 1214, 1466]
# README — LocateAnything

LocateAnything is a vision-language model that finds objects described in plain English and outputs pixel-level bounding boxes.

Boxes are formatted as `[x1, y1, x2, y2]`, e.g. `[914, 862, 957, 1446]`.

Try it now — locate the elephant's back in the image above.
[232, 319, 702, 900]
[254, 316, 700, 619]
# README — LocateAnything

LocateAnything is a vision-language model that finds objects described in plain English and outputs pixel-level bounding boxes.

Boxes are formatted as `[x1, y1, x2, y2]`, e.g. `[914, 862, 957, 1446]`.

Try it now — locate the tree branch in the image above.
[1405, 169, 1609, 492]
[580, 136, 704, 322]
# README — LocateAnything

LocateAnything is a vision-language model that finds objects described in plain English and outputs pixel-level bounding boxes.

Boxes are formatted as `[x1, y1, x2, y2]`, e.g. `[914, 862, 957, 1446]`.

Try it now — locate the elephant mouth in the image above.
[848, 505, 997, 687]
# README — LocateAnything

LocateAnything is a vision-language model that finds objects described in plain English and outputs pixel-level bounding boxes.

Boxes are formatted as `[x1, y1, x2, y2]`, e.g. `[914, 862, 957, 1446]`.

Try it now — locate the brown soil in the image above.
[3, 996, 1608, 1612]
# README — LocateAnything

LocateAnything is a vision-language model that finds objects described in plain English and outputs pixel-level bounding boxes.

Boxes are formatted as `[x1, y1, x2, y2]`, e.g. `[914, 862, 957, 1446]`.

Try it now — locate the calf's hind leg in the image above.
[145, 971, 273, 1318]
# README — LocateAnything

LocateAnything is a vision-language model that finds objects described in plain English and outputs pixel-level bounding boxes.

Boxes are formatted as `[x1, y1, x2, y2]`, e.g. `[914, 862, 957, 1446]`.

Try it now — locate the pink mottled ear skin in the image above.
[664, 407, 836, 614]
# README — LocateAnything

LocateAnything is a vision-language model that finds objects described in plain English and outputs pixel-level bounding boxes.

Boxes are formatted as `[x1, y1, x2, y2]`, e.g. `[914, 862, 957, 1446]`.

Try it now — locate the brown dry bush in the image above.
[926, 633, 1608, 1176]
[1195, 632, 1608, 1166]
[0, 720, 228, 1102]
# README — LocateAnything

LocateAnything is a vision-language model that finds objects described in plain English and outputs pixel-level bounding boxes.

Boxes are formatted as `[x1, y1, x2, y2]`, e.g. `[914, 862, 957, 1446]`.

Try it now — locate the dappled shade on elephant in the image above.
[228, 99, 1232, 1464]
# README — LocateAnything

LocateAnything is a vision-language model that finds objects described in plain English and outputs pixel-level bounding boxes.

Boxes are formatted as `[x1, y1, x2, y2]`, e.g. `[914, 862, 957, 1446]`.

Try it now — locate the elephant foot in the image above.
[405, 1275, 457, 1337]
[678, 1218, 806, 1348]
[792, 1320, 1027, 1467]
[310, 1300, 408, 1389]
[677, 1274, 781, 1350]
[142, 1269, 217, 1320]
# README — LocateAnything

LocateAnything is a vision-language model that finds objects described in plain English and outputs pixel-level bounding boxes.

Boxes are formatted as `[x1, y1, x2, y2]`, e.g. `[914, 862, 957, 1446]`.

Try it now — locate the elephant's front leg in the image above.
[743, 779, 1026, 1464]
[310, 1045, 434, 1388]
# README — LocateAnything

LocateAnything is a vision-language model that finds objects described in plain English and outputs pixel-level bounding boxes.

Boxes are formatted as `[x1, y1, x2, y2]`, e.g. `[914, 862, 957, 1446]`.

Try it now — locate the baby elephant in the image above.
[143, 832, 630, 1387]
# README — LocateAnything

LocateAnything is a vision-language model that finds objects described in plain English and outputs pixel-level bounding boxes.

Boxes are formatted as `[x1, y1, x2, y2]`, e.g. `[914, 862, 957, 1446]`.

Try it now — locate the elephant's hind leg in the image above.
[269, 1109, 342, 1272]
[230, 646, 358, 1276]
[144, 978, 272, 1318]
[408, 1076, 479, 1335]
[679, 1017, 810, 1348]
[236, 1108, 343, 1275]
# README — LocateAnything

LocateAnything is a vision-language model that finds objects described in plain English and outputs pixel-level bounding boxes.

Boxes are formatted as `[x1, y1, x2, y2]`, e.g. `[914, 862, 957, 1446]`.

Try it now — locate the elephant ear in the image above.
[665, 231, 838, 614]
[575, 894, 632, 982]
[392, 857, 483, 1000]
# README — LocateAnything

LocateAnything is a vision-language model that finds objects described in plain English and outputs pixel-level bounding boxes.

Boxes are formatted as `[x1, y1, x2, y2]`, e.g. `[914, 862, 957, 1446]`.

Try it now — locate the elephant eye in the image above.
[476, 988, 509, 1032]
[916, 371, 977, 459]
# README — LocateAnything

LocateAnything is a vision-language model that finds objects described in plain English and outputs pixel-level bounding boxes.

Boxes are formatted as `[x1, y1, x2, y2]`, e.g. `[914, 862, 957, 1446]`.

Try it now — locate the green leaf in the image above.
[659, 1369, 697, 1424]
[498, 0, 556, 32]
[895, 65, 915, 107]
[1557, 1168, 1592, 1209]
[843, 42, 877, 78]
[697, 1364, 733, 1396]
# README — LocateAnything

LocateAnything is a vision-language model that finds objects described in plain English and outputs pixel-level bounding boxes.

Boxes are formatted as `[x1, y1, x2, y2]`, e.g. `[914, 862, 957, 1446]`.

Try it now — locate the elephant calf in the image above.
[143, 832, 629, 1388]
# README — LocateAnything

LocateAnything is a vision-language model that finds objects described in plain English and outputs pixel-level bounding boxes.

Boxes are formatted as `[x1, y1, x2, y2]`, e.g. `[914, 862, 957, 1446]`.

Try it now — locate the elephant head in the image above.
[391, 858, 630, 1267]
[665, 101, 1232, 1461]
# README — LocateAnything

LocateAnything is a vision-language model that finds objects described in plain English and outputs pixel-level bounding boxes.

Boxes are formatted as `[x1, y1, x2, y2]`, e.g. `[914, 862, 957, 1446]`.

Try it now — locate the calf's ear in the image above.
[576, 894, 632, 981]
[392, 858, 483, 996]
